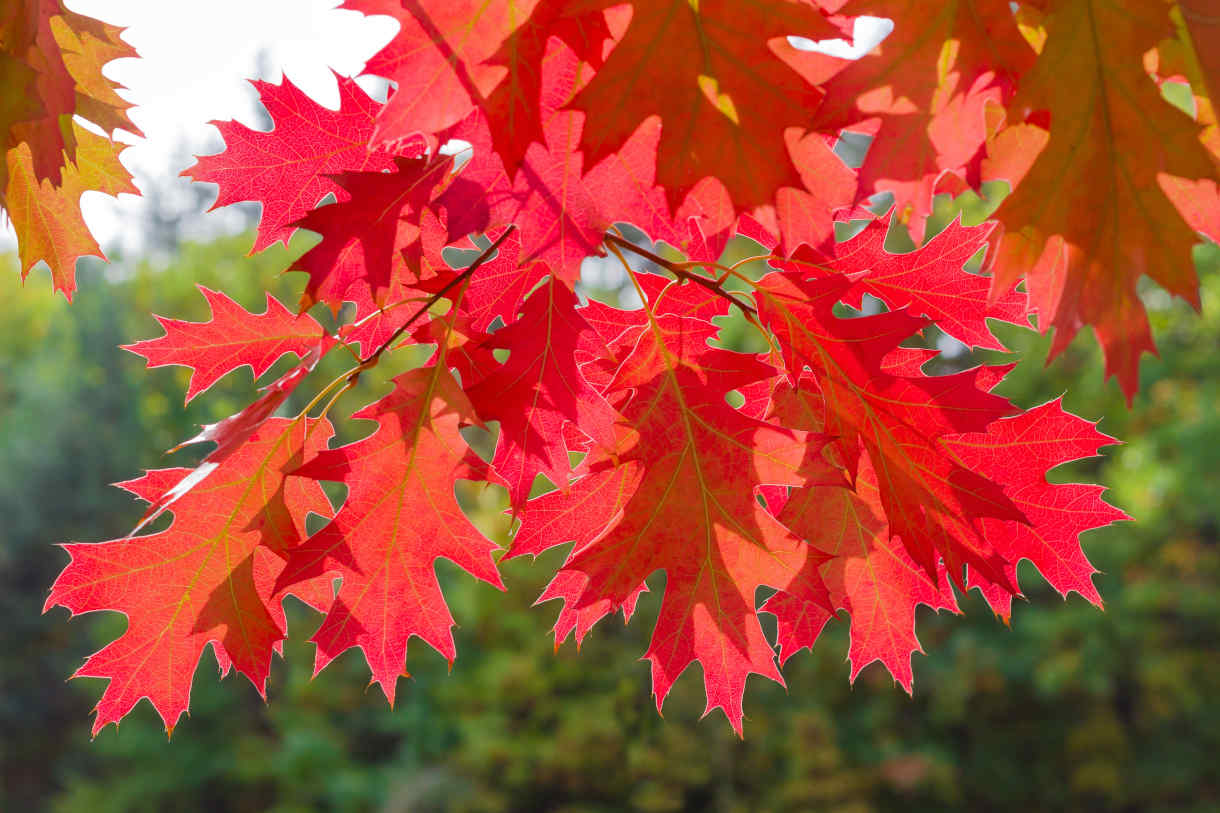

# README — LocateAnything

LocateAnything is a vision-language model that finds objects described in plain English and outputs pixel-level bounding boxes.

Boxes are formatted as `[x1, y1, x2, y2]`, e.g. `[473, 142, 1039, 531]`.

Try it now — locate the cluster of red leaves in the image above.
[47, 0, 1204, 735]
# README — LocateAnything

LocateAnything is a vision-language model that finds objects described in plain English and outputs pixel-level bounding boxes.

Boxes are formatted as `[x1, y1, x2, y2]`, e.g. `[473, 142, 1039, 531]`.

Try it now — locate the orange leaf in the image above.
[989, 0, 1218, 399]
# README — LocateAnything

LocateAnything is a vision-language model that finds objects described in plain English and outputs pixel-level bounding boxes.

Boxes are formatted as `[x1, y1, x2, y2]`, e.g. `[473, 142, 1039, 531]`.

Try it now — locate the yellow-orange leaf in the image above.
[2, 1, 139, 298]
[5, 123, 135, 297]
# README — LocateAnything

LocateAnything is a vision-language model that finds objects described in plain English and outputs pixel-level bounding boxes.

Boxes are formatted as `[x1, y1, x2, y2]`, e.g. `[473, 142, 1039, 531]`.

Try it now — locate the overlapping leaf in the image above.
[289, 154, 454, 309]
[352, 0, 839, 210]
[760, 453, 959, 690]
[755, 270, 1024, 590]
[45, 418, 335, 735]
[344, 0, 527, 147]
[941, 399, 1129, 619]
[184, 74, 401, 252]
[275, 366, 504, 702]
[5, 122, 136, 296]
[511, 301, 839, 733]
[811, 0, 1035, 240]
[1, 1, 138, 186]
[759, 392, 1124, 688]
[458, 274, 618, 507]
[2, 1, 139, 295]
[435, 41, 673, 282]
[420, 227, 543, 334]
[557, 0, 840, 209]
[480, 0, 612, 172]
[763, 211, 1027, 349]
[988, 0, 1219, 398]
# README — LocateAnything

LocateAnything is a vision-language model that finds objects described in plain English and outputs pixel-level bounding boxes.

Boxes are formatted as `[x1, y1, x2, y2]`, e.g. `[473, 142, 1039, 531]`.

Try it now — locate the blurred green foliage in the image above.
[1, 222, 1217, 812]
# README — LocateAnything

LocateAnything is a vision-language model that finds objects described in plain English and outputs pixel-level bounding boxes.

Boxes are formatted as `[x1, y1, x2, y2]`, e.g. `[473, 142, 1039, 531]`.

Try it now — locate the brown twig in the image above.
[290, 226, 516, 415]
[354, 225, 517, 376]
[603, 232, 757, 315]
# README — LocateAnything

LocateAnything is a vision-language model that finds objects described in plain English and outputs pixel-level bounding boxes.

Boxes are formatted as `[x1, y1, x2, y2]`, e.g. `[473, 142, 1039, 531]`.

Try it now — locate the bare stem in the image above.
[293, 225, 517, 419]
[358, 225, 518, 371]
[603, 232, 758, 316]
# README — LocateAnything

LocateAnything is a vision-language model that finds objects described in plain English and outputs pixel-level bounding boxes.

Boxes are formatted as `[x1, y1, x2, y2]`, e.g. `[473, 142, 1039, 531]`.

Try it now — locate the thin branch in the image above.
[334, 333, 364, 365]
[603, 232, 757, 315]
[728, 254, 773, 272]
[357, 225, 518, 372]
[603, 231, 684, 273]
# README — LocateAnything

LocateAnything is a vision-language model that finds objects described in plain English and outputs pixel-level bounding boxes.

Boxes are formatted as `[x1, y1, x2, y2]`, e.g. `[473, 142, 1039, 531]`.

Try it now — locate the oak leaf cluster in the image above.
[16, 0, 1215, 733]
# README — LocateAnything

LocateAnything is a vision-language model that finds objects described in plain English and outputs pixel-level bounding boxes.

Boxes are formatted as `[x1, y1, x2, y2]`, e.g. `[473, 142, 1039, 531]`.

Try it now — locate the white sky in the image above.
[1, 0, 397, 255]
[0, 3, 888, 258]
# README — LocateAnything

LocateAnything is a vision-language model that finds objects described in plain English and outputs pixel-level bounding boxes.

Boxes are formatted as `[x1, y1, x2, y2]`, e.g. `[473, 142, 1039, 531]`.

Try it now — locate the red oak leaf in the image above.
[5, 123, 136, 297]
[561, 0, 841, 209]
[508, 463, 644, 562]
[941, 398, 1129, 619]
[574, 289, 648, 350]
[508, 462, 649, 646]
[45, 417, 336, 736]
[2, 2, 143, 294]
[48, 6, 141, 138]
[184, 74, 400, 253]
[988, 0, 1218, 399]
[124, 285, 330, 404]
[333, 281, 422, 357]
[432, 36, 760, 281]
[289, 154, 454, 310]
[430, 25, 849, 278]
[853, 75, 999, 242]
[522, 303, 838, 733]
[481, 0, 613, 173]
[2, 1, 139, 190]
[811, 0, 1035, 240]
[772, 211, 1027, 349]
[415, 227, 543, 335]
[434, 51, 607, 282]
[542, 571, 648, 648]
[460, 275, 619, 507]
[763, 396, 1126, 687]
[275, 366, 505, 703]
[345, 0, 529, 146]
[770, 129, 859, 255]
[335, 212, 455, 354]
[761, 452, 959, 690]
[129, 342, 330, 540]
[754, 271, 1023, 591]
